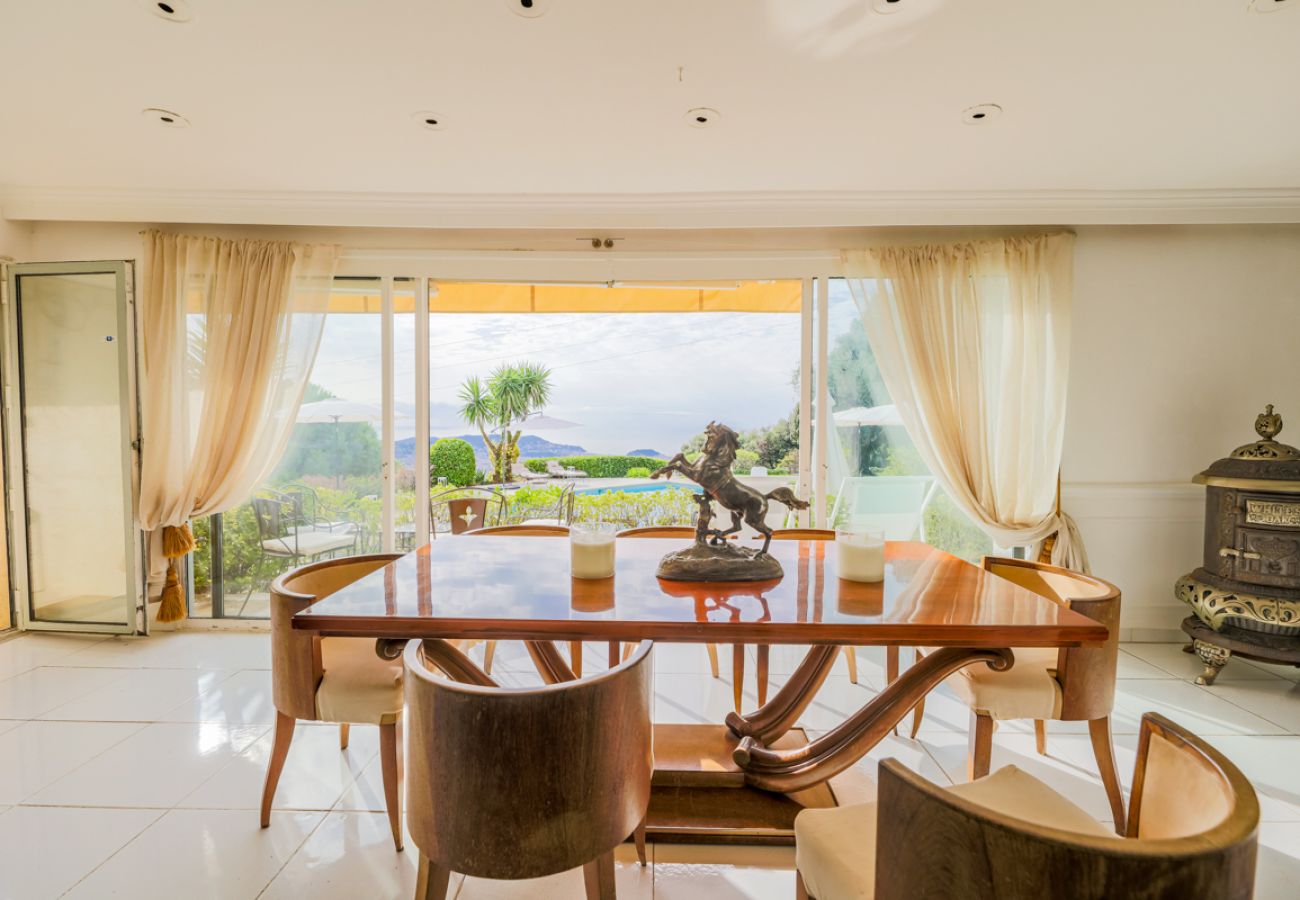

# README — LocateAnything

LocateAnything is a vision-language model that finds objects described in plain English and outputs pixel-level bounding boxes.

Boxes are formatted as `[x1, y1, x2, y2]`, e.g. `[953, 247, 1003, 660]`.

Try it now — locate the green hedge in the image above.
[523, 455, 666, 478]
[429, 438, 477, 486]
[626, 467, 651, 478]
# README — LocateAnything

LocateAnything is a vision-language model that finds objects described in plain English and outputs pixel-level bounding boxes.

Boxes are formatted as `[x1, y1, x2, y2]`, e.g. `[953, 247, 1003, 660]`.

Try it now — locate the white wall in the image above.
[14, 218, 1300, 636]
[0, 209, 33, 260]
[1065, 225, 1300, 637]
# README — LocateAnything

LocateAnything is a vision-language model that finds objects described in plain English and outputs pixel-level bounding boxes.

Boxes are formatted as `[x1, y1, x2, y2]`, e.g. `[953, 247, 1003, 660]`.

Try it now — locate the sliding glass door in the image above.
[3, 262, 142, 632]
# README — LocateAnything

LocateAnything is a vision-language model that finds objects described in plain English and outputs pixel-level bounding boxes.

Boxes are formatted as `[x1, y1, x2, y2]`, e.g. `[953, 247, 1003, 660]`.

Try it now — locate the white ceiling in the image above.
[2, 0, 1298, 226]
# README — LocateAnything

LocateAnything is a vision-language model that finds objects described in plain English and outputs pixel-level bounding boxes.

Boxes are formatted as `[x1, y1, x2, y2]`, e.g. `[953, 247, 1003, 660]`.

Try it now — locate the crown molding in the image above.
[3, 184, 1300, 228]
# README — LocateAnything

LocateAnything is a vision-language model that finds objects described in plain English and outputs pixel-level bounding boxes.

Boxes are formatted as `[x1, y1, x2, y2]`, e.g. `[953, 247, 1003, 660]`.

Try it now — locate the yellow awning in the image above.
[320, 279, 801, 314]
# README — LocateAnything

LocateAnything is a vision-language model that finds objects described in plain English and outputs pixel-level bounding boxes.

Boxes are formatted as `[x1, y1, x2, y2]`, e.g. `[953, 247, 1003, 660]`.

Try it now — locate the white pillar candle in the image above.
[836, 530, 886, 583]
[571, 525, 616, 579]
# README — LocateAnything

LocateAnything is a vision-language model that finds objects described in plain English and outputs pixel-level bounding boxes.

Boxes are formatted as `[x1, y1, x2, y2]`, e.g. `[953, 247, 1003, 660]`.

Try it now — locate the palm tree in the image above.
[458, 361, 553, 483]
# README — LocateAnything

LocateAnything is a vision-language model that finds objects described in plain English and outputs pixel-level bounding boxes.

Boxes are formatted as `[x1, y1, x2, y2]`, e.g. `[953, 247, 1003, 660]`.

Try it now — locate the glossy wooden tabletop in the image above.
[293, 538, 1107, 647]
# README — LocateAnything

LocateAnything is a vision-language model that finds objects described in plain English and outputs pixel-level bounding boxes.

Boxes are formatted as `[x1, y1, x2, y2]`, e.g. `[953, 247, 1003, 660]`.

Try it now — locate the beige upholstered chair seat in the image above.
[316, 637, 404, 724]
[795, 765, 1109, 899]
[946, 646, 1062, 721]
[262, 529, 357, 557]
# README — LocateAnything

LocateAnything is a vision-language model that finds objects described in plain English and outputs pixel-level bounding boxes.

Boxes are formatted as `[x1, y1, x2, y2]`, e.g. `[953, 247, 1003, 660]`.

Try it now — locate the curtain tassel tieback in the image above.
[157, 523, 197, 624]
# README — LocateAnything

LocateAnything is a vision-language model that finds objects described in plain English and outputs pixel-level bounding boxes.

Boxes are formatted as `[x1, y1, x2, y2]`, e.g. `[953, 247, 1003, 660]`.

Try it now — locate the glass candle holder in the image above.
[570, 523, 617, 580]
[836, 529, 886, 583]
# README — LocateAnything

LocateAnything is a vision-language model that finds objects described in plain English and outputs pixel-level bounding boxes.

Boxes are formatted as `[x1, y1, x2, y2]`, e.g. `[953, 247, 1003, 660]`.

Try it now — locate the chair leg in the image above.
[483, 640, 496, 675]
[570, 641, 584, 678]
[633, 816, 647, 867]
[732, 644, 746, 713]
[796, 870, 811, 900]
[339, 722, 350, 750]
[1088, 716, 1127, 835]
[756, 645, 770, 706]
[842, 646, 858, 684]
[1034, 719, 1047, 755]
[887, 646, 900, 735]
[582, 850, 617, 900]
[706, 643, 720, 678]
[260, 711, 296, 828]
[414, 854, 452, 900]
[909, 695, 926, 740]
[608, 640, 621, 668]
[968, 711, 994, 781]
[379, 721, 403, 851]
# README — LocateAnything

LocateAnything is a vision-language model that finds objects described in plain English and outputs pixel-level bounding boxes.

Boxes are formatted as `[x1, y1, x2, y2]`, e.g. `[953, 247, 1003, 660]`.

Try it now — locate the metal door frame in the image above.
[1, 260, 144, 634]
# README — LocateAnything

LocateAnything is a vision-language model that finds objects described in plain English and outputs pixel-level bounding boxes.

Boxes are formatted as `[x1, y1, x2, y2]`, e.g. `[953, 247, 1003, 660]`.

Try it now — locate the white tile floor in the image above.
[0, 631, 1296, 899]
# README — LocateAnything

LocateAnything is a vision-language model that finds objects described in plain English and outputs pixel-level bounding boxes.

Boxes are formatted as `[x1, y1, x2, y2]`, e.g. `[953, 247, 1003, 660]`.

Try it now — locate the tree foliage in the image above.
[458, 361, 553, 483]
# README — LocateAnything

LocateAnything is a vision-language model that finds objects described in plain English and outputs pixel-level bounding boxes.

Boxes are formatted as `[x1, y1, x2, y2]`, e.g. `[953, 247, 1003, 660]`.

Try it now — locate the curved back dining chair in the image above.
[793, 713, 1258, 900]
[430, 486, 505, 537]
[265, 553, 406, 850]
[763, 529, 860, 703]
[909, 556, 1125, 831]
[405, 639, 655, 899]
[464, 524, 610, 675]
[465, 524, 571, 536]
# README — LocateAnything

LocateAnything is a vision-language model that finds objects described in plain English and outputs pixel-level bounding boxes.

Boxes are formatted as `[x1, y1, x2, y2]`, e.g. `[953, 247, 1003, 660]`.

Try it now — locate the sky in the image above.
[307, 281, 862, 457]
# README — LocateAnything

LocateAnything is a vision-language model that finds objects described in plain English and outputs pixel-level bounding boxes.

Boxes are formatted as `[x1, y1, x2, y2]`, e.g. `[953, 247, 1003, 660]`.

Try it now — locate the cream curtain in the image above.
[841, 233, 1087, 571]
[137, 230, 339, 616]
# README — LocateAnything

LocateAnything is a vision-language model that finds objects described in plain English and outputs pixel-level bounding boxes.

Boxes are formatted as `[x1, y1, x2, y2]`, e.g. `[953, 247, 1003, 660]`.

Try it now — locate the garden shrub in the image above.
[552, 455, 666, 478]
[731, 449, 760, 473]
[525, 458, 549, 474]
[626, 467, 651, 478]
[429, 438, 477, 486]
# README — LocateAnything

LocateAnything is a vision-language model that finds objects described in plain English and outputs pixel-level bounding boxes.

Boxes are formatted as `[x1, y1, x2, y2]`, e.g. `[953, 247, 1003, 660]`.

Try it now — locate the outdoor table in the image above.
[293, 537, 1108, 845]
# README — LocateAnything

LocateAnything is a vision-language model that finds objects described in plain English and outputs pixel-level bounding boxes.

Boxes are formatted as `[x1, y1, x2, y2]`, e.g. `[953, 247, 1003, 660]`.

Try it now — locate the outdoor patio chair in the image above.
[511, 462, 550, 483]
[278, 482, 359, 536]
[248, 494, 359, 613]
[546, 459, 590, 478]
[430, 486, 506, 537]
[517, 481, 576, 527]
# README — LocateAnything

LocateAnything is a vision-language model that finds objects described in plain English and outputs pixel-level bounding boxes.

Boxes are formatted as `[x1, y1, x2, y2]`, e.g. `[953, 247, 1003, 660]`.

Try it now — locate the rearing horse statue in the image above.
[652, 421, 809, 556]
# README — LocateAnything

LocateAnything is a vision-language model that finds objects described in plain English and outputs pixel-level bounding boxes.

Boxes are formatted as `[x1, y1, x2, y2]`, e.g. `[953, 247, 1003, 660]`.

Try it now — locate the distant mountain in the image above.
[396, 434, 588, 471]
[626, 448, 667, 459]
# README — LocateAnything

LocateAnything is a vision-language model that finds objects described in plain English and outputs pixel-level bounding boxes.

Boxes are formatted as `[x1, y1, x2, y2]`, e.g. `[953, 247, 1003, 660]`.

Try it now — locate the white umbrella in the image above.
[522, 413, 583, 430]
[833, 403, 903, 428]
[297, 399, 410, 424]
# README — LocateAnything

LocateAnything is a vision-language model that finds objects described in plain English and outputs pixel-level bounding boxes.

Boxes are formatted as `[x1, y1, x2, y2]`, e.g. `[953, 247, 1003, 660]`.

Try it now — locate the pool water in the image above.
[578, 482, 702, 496]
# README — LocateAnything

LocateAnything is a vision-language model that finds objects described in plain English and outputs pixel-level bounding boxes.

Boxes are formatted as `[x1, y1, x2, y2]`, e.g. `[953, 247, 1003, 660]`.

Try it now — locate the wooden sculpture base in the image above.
[643, 724, 851, 845]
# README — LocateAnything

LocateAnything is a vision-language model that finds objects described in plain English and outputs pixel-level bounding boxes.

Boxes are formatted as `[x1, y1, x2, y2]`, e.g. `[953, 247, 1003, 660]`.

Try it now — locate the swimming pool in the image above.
[578, 482, 702, 496]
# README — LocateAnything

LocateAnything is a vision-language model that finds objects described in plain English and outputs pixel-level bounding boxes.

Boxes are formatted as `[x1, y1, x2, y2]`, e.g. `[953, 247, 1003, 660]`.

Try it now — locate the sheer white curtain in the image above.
[137, 230, 340, 619]
[841, 233, 1087, 571]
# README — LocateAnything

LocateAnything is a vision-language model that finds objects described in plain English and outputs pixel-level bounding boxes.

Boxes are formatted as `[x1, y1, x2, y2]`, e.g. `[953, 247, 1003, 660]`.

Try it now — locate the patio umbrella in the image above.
[296, 400, 409, 485]
[523, 413, 583, 430]
[833, 403, 903, 428]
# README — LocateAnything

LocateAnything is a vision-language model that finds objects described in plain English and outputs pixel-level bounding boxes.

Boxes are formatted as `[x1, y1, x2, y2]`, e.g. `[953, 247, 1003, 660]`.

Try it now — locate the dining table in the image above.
[293, 536, 1109, 846]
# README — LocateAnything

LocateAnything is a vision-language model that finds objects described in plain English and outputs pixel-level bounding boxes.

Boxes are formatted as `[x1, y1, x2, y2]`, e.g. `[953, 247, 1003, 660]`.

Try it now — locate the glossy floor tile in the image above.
[0, 631, 1295, 898]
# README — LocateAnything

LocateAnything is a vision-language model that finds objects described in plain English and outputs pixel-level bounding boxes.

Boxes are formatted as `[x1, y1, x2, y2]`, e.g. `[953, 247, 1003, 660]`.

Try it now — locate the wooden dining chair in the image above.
[466, 523, 612, 676]
[405, 638, 654, 899]
[617, 525, 730, 697]
[263, 553, 406, 850]
[907, 556, 1126, 832]
[794, 713, 1259, 900]
[736, 529, 861, 712]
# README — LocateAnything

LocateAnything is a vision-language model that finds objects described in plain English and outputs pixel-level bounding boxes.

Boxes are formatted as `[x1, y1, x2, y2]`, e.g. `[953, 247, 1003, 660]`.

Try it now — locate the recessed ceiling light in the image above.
[140, 0, 192, 22]
[506, 0, 549, 18]
[142, 107, 189, 128]
[685, 107, 720, 128]
[412, 110, 446, 130]
[871, 0, 904, 14]
[1249, 0, 1292, 13]
[962, 103, 1002, 125]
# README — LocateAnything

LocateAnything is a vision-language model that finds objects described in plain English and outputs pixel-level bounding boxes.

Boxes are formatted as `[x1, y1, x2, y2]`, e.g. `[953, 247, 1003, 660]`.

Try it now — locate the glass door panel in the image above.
[7, 263, 140, 631]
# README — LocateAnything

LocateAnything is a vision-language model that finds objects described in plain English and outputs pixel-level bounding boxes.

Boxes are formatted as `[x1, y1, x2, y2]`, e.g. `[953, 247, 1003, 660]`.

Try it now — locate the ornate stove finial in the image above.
[1256, 404, 1282, 441]
[1231, 403, 1299, 461]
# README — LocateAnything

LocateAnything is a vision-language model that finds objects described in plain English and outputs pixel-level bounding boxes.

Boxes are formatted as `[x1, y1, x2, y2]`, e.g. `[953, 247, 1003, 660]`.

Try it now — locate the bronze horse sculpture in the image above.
[652, 421, 809, 565]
